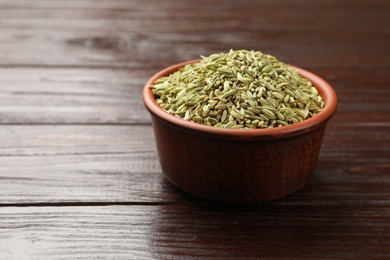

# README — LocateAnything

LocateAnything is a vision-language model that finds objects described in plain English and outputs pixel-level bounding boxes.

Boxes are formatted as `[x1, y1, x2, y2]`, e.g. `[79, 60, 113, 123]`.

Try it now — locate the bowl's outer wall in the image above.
[152, 115, 326, 203]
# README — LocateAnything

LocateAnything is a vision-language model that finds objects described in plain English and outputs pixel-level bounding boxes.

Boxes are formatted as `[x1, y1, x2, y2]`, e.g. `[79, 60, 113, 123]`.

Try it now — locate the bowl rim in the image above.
[143, 59, 337, 139]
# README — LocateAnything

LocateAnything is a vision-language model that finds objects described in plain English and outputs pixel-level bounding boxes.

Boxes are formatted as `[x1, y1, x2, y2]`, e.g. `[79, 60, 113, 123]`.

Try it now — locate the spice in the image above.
[151, 49, 324, 129]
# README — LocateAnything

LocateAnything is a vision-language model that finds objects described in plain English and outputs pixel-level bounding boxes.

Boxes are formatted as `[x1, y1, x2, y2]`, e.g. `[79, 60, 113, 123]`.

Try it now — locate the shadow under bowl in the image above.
[143, 60, 337, 204]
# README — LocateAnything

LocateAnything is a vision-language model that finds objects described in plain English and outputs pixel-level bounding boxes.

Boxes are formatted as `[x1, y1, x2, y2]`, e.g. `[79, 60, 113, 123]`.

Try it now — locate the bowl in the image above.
[143, 60, 337, 204]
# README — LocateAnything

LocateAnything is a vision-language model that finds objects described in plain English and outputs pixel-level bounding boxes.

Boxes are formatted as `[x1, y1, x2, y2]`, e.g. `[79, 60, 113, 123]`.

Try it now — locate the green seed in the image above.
[262, 65, 273, 73]
[262, 108, 276, 120]
[221, 110, 228, 122]
[231, 110, 244, 120]
[276, 120, 288, 126]
[275, 111, 285, 120]
[192, 116, 204, 122]
[272, 91, 284, 99]
[221, 89, 237, 99]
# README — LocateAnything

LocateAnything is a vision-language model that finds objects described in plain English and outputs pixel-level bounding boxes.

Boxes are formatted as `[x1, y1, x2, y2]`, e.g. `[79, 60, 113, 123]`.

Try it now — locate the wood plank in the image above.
[0, 153, 182, 204]
[0, 27, 388, 70]
[0, 125, 178, 203]
[0, 67, 151, 124]
[0, 124, 388, 204]
[0, 124, 386, 158]
[0, 124, 387, 158]
[1, 153, 389, 205]
[0, 67, 389, 124]
[1, 205, 390, 259]
[0, 0, 388, 258]
[0, 125, 156, 156]
[0, 0, 388, 68]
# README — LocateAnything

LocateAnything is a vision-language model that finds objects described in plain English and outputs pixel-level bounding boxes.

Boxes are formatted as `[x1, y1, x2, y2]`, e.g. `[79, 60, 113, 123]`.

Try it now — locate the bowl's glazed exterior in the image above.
[143, 60, 337, 203]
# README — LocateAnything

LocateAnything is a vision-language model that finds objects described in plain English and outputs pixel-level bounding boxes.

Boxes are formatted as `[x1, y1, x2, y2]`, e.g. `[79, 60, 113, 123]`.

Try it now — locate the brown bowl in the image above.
[143, 60, 337, 204]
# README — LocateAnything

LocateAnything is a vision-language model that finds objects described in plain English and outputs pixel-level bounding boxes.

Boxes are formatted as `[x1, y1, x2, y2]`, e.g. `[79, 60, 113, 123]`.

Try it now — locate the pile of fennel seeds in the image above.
[151, 50, 324, 129]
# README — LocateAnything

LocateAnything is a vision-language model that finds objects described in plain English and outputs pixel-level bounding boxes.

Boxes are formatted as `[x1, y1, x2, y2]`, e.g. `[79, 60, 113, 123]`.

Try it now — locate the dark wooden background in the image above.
[0, 0, 389, 259]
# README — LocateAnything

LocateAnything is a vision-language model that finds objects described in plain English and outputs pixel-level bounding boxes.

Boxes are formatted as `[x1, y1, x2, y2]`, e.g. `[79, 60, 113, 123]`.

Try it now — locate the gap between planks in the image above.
[0, 201, 174, 208]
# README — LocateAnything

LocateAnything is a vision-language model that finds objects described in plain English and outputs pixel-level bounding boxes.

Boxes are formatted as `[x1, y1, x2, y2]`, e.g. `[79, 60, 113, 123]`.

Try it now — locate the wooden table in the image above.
[1, 0, 389, 259]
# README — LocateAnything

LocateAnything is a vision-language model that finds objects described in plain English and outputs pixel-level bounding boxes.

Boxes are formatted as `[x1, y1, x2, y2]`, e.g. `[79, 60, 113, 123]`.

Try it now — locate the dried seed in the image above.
[192, 116, 204, 122]
[221, 89, 237, 98]
[224, 121, 235, 128]
[231, 110, 244, 120]
[275, 111, 285, 120]
[263, 108, 276, 120]
[221, 110, 228, 122]
[276, 120, 288, 126]
[272, 91, 284, 99]
[262, 65, 273, 73]
[276, 82, 288, 88]
[283, 94, 290, 104]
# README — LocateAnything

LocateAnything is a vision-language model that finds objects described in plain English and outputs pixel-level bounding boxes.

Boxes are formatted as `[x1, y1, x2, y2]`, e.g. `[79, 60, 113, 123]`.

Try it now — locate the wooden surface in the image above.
[0, 0, 389, 258]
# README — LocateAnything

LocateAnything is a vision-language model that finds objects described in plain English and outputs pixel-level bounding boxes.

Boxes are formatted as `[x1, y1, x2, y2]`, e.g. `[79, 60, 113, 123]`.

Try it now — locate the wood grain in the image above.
[0, 125, 156, 156]
[1, 205, 390, 259]
[1, 0, 390, 258]
[0, 124, 388, 204]
[0, 68, 389, 124]
[0, 68, 151, 124]
[0, 0, 389, 124]
[0, 0, 389, 69]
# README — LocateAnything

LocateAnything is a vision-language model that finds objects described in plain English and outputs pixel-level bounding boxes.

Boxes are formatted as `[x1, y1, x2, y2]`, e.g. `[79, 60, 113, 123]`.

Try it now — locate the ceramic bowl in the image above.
[143, 60, 337, 203]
